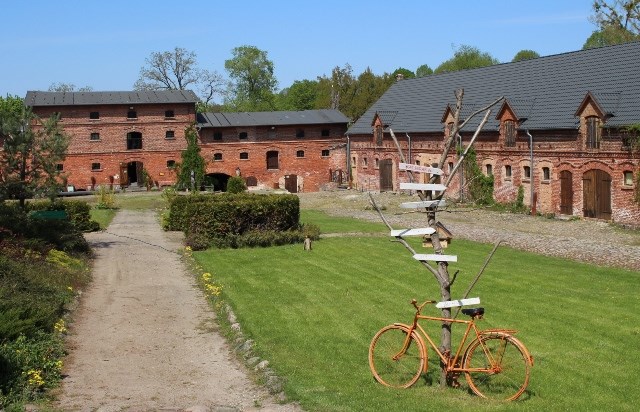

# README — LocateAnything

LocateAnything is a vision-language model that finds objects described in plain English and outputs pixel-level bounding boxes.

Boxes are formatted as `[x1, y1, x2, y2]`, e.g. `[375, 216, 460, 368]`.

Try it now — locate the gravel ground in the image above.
[298, 191, 640, 272]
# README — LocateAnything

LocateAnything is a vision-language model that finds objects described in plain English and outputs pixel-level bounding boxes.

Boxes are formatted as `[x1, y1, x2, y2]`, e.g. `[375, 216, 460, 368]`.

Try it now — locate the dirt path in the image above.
[54, 210, 299, 412]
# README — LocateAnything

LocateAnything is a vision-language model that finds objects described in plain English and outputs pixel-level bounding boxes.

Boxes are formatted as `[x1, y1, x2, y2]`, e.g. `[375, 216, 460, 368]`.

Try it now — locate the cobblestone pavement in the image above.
[298, 191, 640, 272]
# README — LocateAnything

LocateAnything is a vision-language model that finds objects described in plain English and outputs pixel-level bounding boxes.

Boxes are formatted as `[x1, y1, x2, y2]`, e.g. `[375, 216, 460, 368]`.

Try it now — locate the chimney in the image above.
[395, 73, 404, 82]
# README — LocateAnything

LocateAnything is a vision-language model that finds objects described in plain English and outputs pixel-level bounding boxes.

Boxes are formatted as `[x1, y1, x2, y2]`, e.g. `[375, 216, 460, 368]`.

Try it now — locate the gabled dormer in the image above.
[496, 99, 534, 148]
[575, 91, 619, 150]
[440, 104, 456, 138]
[371, 111, 398, 146]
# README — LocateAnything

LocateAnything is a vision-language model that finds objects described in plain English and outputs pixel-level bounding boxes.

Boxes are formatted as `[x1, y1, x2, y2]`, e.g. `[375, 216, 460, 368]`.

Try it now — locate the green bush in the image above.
[226, 176, 247, 194]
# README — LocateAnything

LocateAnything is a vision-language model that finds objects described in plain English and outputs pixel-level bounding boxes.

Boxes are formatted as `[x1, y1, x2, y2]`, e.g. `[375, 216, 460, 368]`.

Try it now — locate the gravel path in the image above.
[298, 191, 640, 272]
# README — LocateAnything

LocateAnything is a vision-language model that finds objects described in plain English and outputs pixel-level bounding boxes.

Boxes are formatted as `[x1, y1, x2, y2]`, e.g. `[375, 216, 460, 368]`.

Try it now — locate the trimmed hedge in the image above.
[27, 199, 100, 233]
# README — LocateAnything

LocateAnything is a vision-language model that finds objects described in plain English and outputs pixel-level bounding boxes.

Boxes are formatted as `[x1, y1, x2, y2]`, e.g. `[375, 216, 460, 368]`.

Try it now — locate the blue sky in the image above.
[1, 0, 596, 102]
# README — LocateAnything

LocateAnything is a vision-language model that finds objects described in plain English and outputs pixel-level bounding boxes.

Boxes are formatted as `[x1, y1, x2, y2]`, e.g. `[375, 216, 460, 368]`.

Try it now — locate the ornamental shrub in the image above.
[226, 176, 247, 194]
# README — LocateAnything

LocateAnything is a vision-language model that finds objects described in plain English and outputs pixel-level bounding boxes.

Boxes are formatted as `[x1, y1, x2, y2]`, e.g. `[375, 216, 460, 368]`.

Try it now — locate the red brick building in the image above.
[346, 42, 640, 225]
[24, 91, 349, 193]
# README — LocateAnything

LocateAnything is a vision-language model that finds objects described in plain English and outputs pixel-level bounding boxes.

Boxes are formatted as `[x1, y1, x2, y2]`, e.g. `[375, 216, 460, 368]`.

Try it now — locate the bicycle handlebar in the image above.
[411, 299, 437, 311]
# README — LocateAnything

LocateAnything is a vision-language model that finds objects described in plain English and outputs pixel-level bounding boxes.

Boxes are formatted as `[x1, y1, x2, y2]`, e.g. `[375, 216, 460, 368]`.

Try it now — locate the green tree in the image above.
[276, 79, 319, 111]
[584, 0, 640, 48]
[315, 64, 355, 112]
[224, 45, 278, 111]
[512, 49, 540, 62]
[177, 124, 205, 191]
[434, 45, 500, 74]
[134, 47, 224, 105]
[48, 82, 93, 92]
[347, 68, 393, 120]
[416, 64, 434, 77]
[391, 67, 415, 80]
[0, 96, 69, 207]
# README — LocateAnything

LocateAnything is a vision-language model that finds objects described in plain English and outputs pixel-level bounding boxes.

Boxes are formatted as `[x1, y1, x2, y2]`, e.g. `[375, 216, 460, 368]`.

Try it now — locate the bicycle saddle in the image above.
[461, 307, 485, 318]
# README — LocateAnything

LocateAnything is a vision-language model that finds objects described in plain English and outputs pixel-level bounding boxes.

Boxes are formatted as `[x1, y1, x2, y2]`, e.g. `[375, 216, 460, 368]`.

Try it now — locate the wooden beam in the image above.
[390, 227, 436, 237]
[400, 183, 447, 192]
[399, 162, 443, 175]
[413, 254, 458, 262]
[400, 200, 447, 209]
[435, 297, 480, 309]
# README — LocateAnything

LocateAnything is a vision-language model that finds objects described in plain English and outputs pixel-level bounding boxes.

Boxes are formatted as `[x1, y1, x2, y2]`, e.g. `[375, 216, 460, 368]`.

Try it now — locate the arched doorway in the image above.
[120, 161, 143, 187]
[559, 170, 573, 215]
[204, 173, 230, 191]
[582, 169, 611, 220]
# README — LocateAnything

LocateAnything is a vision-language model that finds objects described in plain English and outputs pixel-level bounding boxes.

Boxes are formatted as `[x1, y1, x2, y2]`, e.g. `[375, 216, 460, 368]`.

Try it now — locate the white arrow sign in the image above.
[400, 200, 447, 209]
[413, 254, 458, 262]
[390, 227, 436, 237]
[399, 163, 443, 175]
[435, 297, 481, 309]
[400, 183, 447, 192]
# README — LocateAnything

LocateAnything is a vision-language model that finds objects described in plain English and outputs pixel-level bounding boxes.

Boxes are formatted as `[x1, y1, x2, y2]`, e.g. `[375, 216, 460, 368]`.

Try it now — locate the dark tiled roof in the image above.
[347, 42, 640, 135]
[24, 90, 199, 106]
[198, 109, 350, 128]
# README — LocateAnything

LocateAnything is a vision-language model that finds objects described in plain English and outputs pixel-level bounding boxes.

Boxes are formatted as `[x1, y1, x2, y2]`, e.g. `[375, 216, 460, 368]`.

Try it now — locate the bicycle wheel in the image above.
[463, 333, 531, 401]
[368, 324, 426, 388]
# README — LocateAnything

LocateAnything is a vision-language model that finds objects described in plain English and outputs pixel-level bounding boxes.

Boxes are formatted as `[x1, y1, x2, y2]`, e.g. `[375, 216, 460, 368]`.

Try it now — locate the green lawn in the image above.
[193, 211, 640, 411]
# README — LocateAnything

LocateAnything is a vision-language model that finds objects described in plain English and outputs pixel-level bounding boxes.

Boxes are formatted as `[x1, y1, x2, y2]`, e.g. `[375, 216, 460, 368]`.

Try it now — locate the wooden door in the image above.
[559, 170, 573, 215]
[285, 175, 298, 193]
[379, 159, 393, 192]
[119, 163, 129, 186]
[582, 169, 611, 219]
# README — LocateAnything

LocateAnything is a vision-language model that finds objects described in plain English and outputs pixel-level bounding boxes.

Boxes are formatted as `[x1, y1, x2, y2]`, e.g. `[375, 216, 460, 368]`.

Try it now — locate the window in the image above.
[523, 166, 531, 180]
[362, 157, 368, 167]
[296, 150, 305, 158]
[89, 111, 99, 120]
[375, 158, 379, 168]
[127, 110, 137, 119]
[239, 132, 248, 139]
[167, 160, 176, 168]
[486, 164, 493, 176]
[266, 151, 279, 169]
[213, 153, 222, 161]
[56, 163, 64, 171]
[624, 171, 634, 186]
[543, 167, 551, 181]
[321, 129, 330, 137]
[505, 165, 512, 179]
[375, 125, 383, 145]
[213, 132, 223, 141]
[448, 162, 454, 173]
[586, 117, 601, 149]
[126, 132, 142, 150]
[91, 162, 101, 171]
[504, 120, 516, 147]
[240, 152, 249, 160]
[90, 132, 100, 141]
[322, 149, 330, 157]
[165, 130, 175, 139]
[296, 129, 305, 138]
[165, 110, 175, 118]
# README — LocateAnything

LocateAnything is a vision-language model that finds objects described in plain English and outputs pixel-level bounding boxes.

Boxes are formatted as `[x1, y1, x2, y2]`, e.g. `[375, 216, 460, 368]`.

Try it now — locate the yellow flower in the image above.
[26, 369, 45, 387]
[54, 319, 67, 334]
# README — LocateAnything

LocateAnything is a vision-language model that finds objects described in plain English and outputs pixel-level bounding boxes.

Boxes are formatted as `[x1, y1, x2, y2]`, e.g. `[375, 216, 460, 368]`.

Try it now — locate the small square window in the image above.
[296, 129, 305, 138]
[213, 153, 223, 161]
[165, 110, 175, 118]
[321, 149, 330, 157]
[486, 164, 493, 176]
[321, 129, 330, 137]
[89, 111, 99, 120]
[90, 132, 100, 141]
[56, 163, 64, 171]
[91, 162, 101, 171]
[296, 150, 305, 158]
[167, 160, 176, 168]
[523, 166, 531, 179]
[165, 130, 175, 139]
[623, 171, 634, 186]
[238, 132, 248, 139]
[240, 152, 249, 160]
[213, 132, 223, 141]
[543, 167, 551, 181]
[505, 165, 512, 179]
[127, 110, 137, 119]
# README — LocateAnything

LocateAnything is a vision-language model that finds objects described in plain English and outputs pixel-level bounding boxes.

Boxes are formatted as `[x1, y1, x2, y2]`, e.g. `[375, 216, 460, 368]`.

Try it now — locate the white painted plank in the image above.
[400, 200, 447, 209]
[413, 254, 458, 262]
[399, 163, 443, 175]
[400, 183, 447, 192]
[436, 297, 481, 309]
[390, 227, 436, 237]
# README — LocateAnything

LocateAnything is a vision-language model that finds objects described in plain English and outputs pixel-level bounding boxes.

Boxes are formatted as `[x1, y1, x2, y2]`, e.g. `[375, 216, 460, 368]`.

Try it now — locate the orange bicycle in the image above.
[368, 298, 533, 401]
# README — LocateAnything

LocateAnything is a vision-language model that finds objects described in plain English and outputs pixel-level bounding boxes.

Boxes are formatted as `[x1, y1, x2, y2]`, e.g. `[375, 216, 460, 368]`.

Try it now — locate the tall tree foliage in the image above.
[48, 82, 93, 92]
[415, 64, 434, 77]
[512, 49, 540, 62]
[177, 124, 205, 191]
[275, 79, 319, 111]
[584, 0, 640, 47]
[0, 96, 69, 207]
[224, 45, 278, 111]
[134, 47, 224, 105]
[434, 45, 500, 74]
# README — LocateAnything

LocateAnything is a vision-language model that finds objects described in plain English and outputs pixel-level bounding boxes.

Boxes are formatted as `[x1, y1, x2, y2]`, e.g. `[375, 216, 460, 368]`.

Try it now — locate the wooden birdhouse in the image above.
[422, 221, 453, 248]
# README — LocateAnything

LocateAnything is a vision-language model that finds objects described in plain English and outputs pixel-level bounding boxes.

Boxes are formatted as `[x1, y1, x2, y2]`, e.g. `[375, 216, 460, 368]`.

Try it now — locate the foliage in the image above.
[0, 96, 70, 207]
[635, 170, 640, 205]
[275, 79, 319, 111]
[177, 124, 205, 191]
[224, 45, 278, 111]
[434, 45, 500, 74]
[28, 199, 100, 233]
[226, 176, 247, 194]
[48, 82, 93, 92]
[584, 0, 640, 47]
[512, 49, 540, 62]
[94, 185, 117, 209]
[415, 64, 434, 77]
[390, 67, 415, 80]
[133, 47, 224, 105]
[461, 147, 494, 205]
